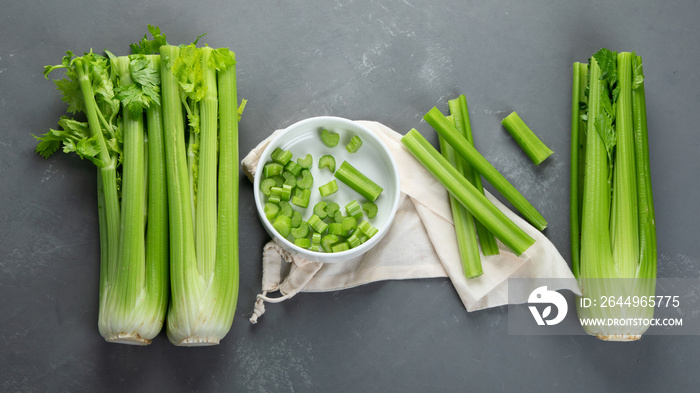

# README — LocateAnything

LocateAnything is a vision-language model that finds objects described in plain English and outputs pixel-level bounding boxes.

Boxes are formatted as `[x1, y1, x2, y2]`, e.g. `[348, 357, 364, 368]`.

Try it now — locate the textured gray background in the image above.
[2, 0, 699, 392]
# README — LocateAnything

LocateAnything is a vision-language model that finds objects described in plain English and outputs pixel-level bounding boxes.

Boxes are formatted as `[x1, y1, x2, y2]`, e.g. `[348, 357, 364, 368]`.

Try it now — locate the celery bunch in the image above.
[571, 49, 657, 341]
[36, 26, 244, 346]
[38, 48, 169, 345]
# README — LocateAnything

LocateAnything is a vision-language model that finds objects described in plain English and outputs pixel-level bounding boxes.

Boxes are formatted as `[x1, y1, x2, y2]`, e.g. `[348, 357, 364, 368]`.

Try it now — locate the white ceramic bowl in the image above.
[253, 116, 401, 263]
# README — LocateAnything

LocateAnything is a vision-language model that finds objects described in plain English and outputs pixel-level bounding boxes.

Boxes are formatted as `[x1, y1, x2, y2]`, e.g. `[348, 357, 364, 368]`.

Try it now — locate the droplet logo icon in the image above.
[528, 286, 568, 326]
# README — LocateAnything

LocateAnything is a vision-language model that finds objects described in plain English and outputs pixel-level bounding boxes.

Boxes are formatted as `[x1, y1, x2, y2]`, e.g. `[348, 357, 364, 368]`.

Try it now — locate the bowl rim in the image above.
[253, 116, 401, 263]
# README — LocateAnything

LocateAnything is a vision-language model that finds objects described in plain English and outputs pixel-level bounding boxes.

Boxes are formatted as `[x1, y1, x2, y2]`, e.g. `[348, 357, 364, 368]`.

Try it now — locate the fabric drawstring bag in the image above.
[243, 121, 579, 323]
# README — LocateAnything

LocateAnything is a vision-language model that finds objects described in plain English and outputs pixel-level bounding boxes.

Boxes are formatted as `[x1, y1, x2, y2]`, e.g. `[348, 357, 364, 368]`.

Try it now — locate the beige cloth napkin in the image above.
[243, 121, 579, 323]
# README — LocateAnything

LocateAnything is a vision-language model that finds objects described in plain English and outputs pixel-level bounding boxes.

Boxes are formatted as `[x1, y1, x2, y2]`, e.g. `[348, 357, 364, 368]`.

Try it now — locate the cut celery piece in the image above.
[273, 214, 292, 237]
[362, 202, 377, 219]
[294, 237, 311, 249]
[263, 162, 283, 178]
[346, 135, 363, 153]
[290, 210, 302, 228]
[308, 214, 329, 234]
[313, 201, 328, 219]
[325, 202, 339, 216]
[264, 202, 280, 221]
[321, 129, 339, 147]
[271, 147, 293, 165]
[331, 242, 350, 253]
[345, 200, 363, 221]
[291, 188, 311, 208]
[321, 234, 340, 252]
[285, 161, 302, 177]
[319, 155, 336, 172]
[334, 161, 383, 202]
[501, 112, 553, 166]
[319, 180, 339, 197]
[297, 154, 313, 169]
[328, 222, 345, 236]
[341, 216, 357, 232]
[296, 169, 313, 189]
[282, 171, 297, 188]
[278, 200, 293, 217]
[260, 178, 276, 196]
[290, 221, 310, 239]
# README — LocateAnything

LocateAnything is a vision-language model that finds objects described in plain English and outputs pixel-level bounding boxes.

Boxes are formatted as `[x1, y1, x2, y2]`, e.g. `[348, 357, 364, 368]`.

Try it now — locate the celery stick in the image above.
[501, 112, 553, 165]
[313, 201, 328, 219]
[439, 134, 483, 278]
[424, 107, 547, 231]
[334, 161, 383, 202]
[570, 62, 588, 278]
[297, 154, 313, 169]
[332, 242, 350, 253]
[296, 169, 314, 189]
[271, 147, 293, 165]
[448, 96, 499, 256]
[401, 129, 535, 255]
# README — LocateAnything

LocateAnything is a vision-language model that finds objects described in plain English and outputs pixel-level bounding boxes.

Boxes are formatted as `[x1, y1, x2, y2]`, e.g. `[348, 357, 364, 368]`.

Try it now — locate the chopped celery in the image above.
[328, 222, 345, 236]
[297, 154, 313, 169]
[319, 154, 336, 172]
[260, 178, 276, 196]
[296, 169, 313, 189]
[346, 232, 362, 248]
[269, 175, 284, 187]
[358, 220, 378, 238]
[334, 161, 383, 202]
[345, 200, 363, 221]
[311, 232, 322, 250]
[271, 147, 293, 165]
[285, 161, 302, 177]
[319, 179, 339, 197]
[308, 214, 329, 234]
[263, 162, 283, 178]
[332, 210, 344, 223]
[325, 202, 340, 216]
[273, 214, 292, 237]
[321, 234, 340, 252]
[290, 221, 310, 239]
[264, 202, 280, 221]
[313, 201, 328, 219]
[424, 107, 547, 231]
[401, 129, 535, 255]
[291, 188, 311, 208]
[501, 112, 553, 165]
[321, 128, 340, 147]
[290, 210, 302, 228]
[332, 242, 350, 253]
[282, 171, 297, 187]
[362, 202, 377, 219]
[294, 238, 311, 249]
[278, 200, 293, 217]
[346, 135, 363, 153]
[341, 216, 357, 232]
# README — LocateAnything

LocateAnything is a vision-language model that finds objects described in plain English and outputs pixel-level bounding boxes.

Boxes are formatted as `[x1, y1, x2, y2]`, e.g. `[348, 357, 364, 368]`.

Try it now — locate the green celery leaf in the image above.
[208, 48, 236, 71]
[632, 54, 645, 90]
[130, 25, 168, 55]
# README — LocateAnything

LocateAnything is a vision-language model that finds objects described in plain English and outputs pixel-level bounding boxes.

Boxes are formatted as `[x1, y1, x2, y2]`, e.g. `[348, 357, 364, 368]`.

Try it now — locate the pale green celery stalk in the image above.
[611, 52, 639, 279]
[143, 55, 170, 341]
[631, 56, 657, 282]
[570, 62, 588, 279]
[448, 95, 499, 256]
[501, 112, 553, 165]
[424, 107, 548, 231]
[160, 45, 202, 344]
[438, 131, 483, 278]
[196, 47, 218, 282]
[401, 129, 535, 255]
[99, 56, 167, 345]
[209, 50, 240, 336]
[71, 56, 121, 343]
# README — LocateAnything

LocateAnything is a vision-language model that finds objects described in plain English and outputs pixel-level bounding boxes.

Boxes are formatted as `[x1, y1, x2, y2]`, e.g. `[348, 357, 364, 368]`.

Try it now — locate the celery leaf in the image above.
[130, 25, 168, 55]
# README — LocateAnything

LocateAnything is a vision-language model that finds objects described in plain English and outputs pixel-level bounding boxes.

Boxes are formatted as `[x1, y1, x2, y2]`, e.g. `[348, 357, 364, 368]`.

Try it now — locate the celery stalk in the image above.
[448, 96, 500, 256]
[570, 62, 588, 279]
[401, 129, 535, 255]
[439, 134, 483, 278]
[424, 107, 548, 231]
